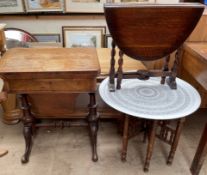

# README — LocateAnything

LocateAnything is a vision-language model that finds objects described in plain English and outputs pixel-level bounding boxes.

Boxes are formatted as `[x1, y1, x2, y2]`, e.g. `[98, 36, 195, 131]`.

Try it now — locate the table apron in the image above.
[6, 78, 97, 93]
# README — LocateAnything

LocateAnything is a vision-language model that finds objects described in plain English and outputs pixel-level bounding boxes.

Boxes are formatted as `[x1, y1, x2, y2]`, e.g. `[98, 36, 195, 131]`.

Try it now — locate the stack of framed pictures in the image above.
[0, 0, 184, 14]
[0, 0, 107, 13]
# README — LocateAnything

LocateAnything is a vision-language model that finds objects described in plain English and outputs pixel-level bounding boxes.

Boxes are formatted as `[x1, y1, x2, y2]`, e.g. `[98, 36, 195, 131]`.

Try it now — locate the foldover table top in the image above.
[0, 48, 100, 93]
[0, 48, 100, 76]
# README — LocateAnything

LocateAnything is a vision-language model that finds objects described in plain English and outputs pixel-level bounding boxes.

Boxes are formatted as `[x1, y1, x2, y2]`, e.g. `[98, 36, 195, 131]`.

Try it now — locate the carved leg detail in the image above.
[18, 94, 34, 164]
[109, 40, 116, 92]
[88, 93, 99, 162]
[167, 118, 185, 165]
[121, 115, 129, 162]
[116, 50, 124, 90]
[144, 120, 157, 172]
[22, 125, 32, 163]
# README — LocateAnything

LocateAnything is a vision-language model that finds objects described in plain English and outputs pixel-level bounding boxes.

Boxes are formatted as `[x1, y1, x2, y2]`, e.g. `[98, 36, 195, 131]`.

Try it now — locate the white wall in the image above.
[0, 15, 107, 44]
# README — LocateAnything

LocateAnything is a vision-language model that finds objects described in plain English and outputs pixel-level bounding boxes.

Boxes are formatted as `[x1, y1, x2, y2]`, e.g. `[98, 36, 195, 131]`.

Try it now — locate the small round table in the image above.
[99, 77, 201, 171]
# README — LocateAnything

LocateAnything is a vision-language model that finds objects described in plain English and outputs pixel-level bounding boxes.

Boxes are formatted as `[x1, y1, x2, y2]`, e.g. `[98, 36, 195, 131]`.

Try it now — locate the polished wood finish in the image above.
[1, 29, 37, 124]
[182, 42, 207, 91]
[181, 42, 207, 175]
[191, 123, 207, 175]
[188, 9, 207, 42]
[105, 3, 204, 61]
[143, 10, 207, 71]
[2, 48, 146, 121]
[0, 24, 6, 54]
[121, 115, 129, 162]
[104, 3, 204, 172]
[181, 42, 207, 107]
[121, 117, 186, 172]
[0, 47, 100, 163]
[105, 3, 204, 91]
[0, 24, 21, 124]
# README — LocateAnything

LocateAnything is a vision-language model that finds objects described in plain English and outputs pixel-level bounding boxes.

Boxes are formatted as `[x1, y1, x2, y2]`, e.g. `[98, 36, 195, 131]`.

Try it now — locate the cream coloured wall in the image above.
[0, 15, 107, 44]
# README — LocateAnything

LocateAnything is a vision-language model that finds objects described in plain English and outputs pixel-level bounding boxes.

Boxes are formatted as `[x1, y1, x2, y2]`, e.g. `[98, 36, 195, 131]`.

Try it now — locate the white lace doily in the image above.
[99, 77, 201, 120]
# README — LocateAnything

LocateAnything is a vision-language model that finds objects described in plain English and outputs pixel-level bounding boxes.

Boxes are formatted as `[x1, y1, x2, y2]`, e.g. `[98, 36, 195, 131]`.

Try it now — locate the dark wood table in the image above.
[181, 42, 207, 175]
[0, 47, 100, 163]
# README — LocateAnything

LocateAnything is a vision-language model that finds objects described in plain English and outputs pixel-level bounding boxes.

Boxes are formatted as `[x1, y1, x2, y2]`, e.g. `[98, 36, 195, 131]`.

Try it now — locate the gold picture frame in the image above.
[24, 0, 64, 12]
[62, 26, 106, 48]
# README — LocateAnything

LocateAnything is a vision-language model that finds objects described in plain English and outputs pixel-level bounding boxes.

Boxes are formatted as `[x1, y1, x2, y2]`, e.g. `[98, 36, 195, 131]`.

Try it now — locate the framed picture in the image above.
[64, 0, 106, 13]
[0, 0, 24, 13]
[24, 0, 63, 12]
[115, 0, 155, 2]
[155, 0, 179, 2]
[105, 34, 113, 48]
[33, 34, 61, 42]
[62, 26, 106, 48]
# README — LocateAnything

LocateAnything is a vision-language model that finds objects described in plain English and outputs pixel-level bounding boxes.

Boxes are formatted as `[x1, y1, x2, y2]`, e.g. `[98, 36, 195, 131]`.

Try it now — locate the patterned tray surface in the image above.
[99, 77, 201, 120]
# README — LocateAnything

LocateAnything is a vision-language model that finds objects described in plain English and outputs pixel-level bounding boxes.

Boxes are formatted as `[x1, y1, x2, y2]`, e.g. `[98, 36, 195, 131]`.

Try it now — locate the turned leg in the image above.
[116, 50, 124, 90]
[167, 118, 185, 165]
[18, 94, 34, 163]
[109, 40, 116, 92]
[190, 123, 207, 175]
[143, 120, 148, 143]
[167, 46, 182, 89]
[161, 55, 170, 85]
[121, 115, 129, 161]
[88, 93, 99, 162]
[144, 120, 158, 172]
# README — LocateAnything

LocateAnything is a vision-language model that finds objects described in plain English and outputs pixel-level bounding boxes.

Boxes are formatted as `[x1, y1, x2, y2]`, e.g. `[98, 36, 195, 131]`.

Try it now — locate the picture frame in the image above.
[115, 0, 155, 2]
[105, 34, 113, 48]
[0, 0, 24, 14]
[64, 0, 106, 13]
[155, 0, 179, 2]
[24, 0, 64, 12]
[33, 34, 61, 42]
[62, 26, 106, 48]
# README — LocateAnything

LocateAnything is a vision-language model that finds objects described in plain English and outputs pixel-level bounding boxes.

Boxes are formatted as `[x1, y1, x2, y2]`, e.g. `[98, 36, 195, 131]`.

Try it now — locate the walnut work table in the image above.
[0, 48, 100, 163]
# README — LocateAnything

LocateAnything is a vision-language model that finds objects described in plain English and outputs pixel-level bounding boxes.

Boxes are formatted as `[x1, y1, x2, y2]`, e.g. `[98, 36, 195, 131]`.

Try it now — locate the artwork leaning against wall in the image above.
[0, 0, 25, 13]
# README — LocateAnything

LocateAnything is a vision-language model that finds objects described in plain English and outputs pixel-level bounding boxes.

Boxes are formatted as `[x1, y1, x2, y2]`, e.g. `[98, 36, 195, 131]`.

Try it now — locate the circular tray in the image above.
[99, 77, 201, 120]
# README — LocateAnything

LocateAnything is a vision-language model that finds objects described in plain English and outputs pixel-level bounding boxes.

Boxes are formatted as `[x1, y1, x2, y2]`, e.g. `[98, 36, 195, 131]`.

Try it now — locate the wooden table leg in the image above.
[190, 123, 207, 175]
[144, 120, 158, 172]
[167, 118, 185, 165]
[88, 93, 99, 162]
[109, 40, 116, 92]
[121, 115, 129, 162]
[116, 50, 124, 90]
[18, 94, 34, 163]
